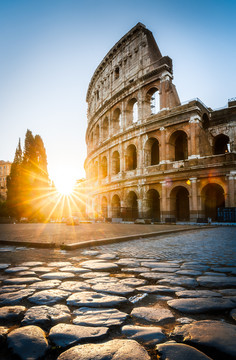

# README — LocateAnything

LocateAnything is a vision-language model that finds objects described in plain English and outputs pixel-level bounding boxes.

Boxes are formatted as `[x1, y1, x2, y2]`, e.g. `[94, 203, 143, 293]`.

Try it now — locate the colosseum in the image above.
[84, 23, 236, 223]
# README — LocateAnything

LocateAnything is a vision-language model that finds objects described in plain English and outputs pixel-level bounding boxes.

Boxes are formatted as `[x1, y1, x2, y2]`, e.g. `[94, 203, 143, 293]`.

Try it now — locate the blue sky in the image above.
[0, 0, 235, 186]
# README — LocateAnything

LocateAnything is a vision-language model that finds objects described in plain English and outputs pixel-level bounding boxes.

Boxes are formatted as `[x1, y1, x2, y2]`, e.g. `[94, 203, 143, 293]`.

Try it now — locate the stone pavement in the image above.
[0, 223, 209, 249]
[0, 228, 236, 360]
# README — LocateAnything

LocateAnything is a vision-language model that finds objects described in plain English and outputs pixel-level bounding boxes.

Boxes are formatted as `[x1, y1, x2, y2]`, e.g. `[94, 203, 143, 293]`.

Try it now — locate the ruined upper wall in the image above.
[86, 23, 173, 121]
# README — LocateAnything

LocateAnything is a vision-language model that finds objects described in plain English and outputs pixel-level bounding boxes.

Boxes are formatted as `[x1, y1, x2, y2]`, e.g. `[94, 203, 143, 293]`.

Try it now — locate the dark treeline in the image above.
[6, 129, 53, 221]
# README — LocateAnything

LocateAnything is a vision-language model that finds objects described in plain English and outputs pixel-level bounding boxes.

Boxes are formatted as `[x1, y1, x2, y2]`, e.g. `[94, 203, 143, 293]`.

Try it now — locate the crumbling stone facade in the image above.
[85, 23, 236, 222]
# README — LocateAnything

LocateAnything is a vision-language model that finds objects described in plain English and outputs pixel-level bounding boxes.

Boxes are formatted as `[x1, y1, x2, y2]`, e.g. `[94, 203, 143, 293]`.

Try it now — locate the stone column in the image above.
[160, 181, 168, 222]
[226, 171, 236, 207]
[159, 127, 167, 166]
[188, 115, 201, 160]
[189, 177, 198, 221]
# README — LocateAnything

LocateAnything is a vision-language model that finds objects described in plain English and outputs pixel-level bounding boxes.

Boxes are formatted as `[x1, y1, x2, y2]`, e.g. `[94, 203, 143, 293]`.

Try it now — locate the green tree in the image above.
[6, 139, 23, 219]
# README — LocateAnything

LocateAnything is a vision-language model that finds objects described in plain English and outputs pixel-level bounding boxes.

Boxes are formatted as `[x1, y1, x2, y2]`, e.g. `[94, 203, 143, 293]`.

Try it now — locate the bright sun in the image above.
[55, 178, 75, 196]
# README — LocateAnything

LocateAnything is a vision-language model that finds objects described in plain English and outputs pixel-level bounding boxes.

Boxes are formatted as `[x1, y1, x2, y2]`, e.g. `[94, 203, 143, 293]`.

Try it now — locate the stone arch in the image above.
[101, 196, 108, 218]
[111, 194, 121, 218]
[213, 134, 230, 155]
[103, 117, 109, 140]
[126, 144, 137, 170]
[145, 189, 160, 220]
[145, 137, 160, 166]
[126, 98, 138, 126]
[169, 130, 188, 161]
[146, 87, 160, 115]
[112, 151, 120, 175]
[201, 183, 225, 220]
[114, 66, 120, 80]
[100, 156, 107, 178]
[113, 108, 121, 133]
[170, 186, 190, 221]
[126, 191, 138, 220]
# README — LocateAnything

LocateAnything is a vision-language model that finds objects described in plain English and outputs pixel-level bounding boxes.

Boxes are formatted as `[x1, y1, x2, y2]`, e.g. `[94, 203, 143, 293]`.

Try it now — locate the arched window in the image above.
[111, 195, 121, 218]
[103, 117, 109, 140]
[169, 131, 188, 161]
[126, 144, 137, 170]
[101, 156, 107, 178]
[132, 101, 138, 123]
[170, 186, 190, 221]
[113, 108, 121, 133]
[146, 189, 160, 220]
[112, 151, 120, 175]
[126, 99, 138, 126]
[147, 88, 160, 115]
[202, 183, 225, 220]
[145, 138, 159, 166]
[213, 134, 230, 155]
[126, 191, 138, 220]
[114, 67, 119, 80]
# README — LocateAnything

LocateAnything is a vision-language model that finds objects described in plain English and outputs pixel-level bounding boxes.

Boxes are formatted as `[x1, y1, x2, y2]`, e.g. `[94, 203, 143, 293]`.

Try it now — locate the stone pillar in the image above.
[188, 115, 201, 159]
[226, 171, 236, 207]
[160, 181, 168, 222]
[137, 199, 142, 218]
[189, 177, 198, 221]
[159, 127, 168, 167]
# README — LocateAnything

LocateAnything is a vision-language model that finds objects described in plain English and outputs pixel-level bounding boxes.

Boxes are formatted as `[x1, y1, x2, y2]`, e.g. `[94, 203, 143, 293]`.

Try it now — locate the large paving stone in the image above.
[0, 289, 35, 305]
[79, 271, 110, 279]
[31, 266, 55, 273]
[0, 326, 9, 343]
[4, 277, 41, 285]
[156, 341, 213, 360]
[176, 270, 202, 276]
[28, 289, 70, 305]
[29, 279, 62, 290]
[176, 290, 222, 298]
[140, 272, 172, 280]
[97, 253, 119, 260]
[158, 276, 198, 288]
[119, 278, 147, 287]
[40, 272, 75, 280]
[22, 304, 71, 326]
[49, 323, 108, 347]
[0, 306, 26, 323]
[58, 281, 91, 292]
[73, 307, 128, 327]
[85, 277, 119, 285]
[218, 289, 236, 296]
[0, 264, 10, 270]
[116, 259, 141, 267]
[172, 320, 236, 358]
[5, 266, 29, 273]
[122, 324, 166, 345]
[0, 285, 27, 293]
[141, 261, 179, 268]
[80, 260, 119, 271]
[131, 306, 175, 324]
[21, 262, 44, 267]
[48, 261, 72, 267]
[138, 285, 183, 294]
[80, 250, 100, 256]
[57, 339, 150, 360]
[59, 266, 89, 273]
[197, 276, 236, 287]
[167, 298, 235, 314]
[7, 325, 48, 360]
[121, 267, 150, 273]
[92, 283, 134, 296]
[67, 291, 128, 307]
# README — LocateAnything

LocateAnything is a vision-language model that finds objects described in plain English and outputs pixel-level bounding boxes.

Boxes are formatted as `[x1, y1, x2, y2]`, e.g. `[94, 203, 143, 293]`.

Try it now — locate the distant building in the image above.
[0, 161, 11, 200]
[84, 23, 236, 222]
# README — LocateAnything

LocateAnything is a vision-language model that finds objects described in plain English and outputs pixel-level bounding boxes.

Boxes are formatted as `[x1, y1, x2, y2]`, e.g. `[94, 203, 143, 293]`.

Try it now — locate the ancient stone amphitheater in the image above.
[84, 23, 236, 223]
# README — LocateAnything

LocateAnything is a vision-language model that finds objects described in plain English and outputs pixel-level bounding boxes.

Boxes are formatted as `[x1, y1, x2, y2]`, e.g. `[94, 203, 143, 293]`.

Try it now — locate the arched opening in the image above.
[100, 156, 107, 178]
[126, 191, 138, 220]
[144, 138, 159, 166]
[101, 196, 108, 219]
[202, 183, 225, 220]
[114, 67, 119, 80]
[112, 151, 120, 175]
[111, 195, 121, 218]
[126, 144, 137, 170]
[169, 130, 188, 161]
[147, 87, 160, 115]
[213, 134, 230, 155]
[126, 98, 138, 126]
[146, 189, 160, 220]
[113, 108, 121, 133]
[170, 186, 190, 221]
[132, 101, 138, 123]
[103, 117, 109, 140]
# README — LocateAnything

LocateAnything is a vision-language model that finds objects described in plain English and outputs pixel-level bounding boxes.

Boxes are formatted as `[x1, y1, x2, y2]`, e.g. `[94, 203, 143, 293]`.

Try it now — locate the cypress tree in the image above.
[6, 139, 23, 219]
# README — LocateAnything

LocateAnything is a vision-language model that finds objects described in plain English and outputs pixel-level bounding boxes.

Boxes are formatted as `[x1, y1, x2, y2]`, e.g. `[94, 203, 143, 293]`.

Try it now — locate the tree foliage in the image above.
[7, 130, 50, 221]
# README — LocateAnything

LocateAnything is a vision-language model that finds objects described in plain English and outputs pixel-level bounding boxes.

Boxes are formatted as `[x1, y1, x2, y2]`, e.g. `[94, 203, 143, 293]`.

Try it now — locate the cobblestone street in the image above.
[0, 226, 235, 359]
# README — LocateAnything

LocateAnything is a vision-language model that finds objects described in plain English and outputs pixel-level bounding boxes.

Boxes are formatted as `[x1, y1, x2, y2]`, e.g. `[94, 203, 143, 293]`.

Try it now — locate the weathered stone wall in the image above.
[85, 23, 236, 222]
